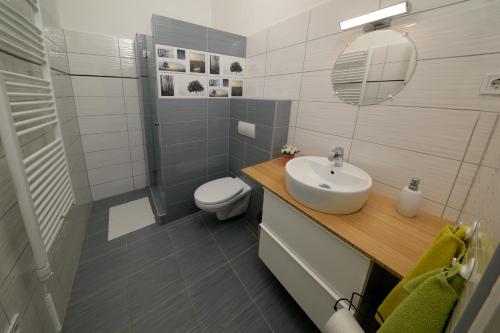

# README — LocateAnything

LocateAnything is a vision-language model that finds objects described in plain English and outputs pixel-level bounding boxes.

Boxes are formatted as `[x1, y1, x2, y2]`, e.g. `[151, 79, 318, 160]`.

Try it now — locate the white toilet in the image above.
[194, 177, 251, 220]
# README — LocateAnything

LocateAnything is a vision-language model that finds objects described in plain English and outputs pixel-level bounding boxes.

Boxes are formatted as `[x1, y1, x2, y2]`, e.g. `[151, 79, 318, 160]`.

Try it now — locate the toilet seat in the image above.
[194, 177, 243, 206]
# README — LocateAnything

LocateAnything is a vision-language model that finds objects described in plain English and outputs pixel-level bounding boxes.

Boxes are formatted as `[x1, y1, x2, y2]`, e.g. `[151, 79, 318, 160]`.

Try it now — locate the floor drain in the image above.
[319, 184, 331, 189]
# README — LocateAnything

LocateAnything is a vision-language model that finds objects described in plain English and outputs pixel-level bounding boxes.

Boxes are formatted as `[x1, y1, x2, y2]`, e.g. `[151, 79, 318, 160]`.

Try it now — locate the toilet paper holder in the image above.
[334, 292, 384, 330]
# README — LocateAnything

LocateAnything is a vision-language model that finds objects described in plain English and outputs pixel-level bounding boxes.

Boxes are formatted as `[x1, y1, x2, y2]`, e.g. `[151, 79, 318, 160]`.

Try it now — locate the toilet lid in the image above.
[194, 177, 243, 205]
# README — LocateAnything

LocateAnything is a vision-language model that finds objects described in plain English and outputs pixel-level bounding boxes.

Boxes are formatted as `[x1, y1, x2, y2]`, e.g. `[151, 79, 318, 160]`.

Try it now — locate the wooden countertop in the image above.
[242, 158, 450, 279]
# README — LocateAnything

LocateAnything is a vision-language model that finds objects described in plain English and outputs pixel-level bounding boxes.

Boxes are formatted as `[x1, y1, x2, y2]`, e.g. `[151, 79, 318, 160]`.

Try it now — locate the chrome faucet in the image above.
[328, 147, 344, 167]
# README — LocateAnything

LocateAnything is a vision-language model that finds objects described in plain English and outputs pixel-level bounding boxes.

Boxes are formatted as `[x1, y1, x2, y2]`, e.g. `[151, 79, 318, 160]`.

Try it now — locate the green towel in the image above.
[376, 225, 467, 323]
[377, 265, 465, 333]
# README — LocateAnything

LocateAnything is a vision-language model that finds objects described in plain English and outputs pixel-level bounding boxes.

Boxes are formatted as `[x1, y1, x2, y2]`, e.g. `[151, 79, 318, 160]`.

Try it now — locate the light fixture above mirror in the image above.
[331, 30, 417, 106]
[340, 2, 409, 31]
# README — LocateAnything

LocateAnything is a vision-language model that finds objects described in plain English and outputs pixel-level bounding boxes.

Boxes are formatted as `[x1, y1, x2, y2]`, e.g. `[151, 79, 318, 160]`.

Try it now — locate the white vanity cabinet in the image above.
[258, 189, 371, 329]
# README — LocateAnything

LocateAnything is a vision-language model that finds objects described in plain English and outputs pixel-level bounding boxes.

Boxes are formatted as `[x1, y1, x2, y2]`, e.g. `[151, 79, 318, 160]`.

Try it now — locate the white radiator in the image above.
[0, 0, 73, 331]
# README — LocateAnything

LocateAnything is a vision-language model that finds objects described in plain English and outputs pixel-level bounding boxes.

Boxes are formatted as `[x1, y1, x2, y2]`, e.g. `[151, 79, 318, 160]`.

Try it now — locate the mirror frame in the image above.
[331, 29, 417, 106]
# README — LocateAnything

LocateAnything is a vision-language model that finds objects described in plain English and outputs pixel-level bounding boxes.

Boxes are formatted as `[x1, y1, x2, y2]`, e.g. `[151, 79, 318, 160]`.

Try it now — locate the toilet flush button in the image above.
[238, 121, 256, 138]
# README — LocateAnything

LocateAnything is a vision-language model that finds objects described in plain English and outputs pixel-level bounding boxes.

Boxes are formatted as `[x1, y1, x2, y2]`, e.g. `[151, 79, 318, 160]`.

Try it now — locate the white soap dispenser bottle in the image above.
[397, 177, 422, 218]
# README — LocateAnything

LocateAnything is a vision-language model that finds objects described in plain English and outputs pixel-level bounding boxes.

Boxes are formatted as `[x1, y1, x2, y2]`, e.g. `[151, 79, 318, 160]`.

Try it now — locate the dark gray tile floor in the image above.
[63, 190, 318, 333]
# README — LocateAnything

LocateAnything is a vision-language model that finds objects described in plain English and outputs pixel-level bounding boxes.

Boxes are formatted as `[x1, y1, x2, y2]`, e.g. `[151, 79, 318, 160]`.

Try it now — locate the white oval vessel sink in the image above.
[285, 156, 373, 214]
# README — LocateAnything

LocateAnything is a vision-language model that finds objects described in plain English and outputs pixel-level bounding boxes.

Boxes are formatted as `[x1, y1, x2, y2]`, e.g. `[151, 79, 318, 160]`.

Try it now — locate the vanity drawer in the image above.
[259, 226, 337, 329]
[261, 189, 370, 299]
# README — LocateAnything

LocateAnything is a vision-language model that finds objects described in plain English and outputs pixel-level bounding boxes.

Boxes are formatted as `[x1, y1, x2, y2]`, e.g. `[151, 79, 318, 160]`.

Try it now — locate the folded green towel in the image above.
[376, 225, 467, 323]
[377, 265, 465, 333]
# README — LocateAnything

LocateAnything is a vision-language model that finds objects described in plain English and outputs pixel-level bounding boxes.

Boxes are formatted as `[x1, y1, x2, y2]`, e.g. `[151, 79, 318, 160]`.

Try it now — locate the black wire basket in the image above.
[333, 292, 383, 333]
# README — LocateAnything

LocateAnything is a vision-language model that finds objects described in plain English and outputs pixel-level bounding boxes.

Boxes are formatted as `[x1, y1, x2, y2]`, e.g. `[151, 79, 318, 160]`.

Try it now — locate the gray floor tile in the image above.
[66, 196, 315, 333]
[167, 214, 210, 252]
[176, 237, 226, 286]
[201, 212, 241, 234]
[125, 222, 169, 244]
[126, 188, 148, 201]
[254, 279, 319, 333]
[128, 255, 186, 322]
[188, 265, 252, 333]
[85, 211, 108, 237]
[131, 292, 200, 333]
[64, 278, 128, 333]
[213, 221, 256, 260]
[127, 227, 174, 274]
[70, 248, 128, 301]
[79, 230, 126, 264]
[222, 304, 272, 333]
[231, 245, 276, 299]
[91, 193, 127, 216]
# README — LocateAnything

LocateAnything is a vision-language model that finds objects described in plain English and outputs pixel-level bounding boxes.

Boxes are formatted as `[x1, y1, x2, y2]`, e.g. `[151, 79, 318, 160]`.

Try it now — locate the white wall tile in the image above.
[481, 118, 500, 168]
[392, 0, 500, 60]
[91, 178, 133, 200]
[118, 37, 136, 58]
[120, 58, 137, 77]
[294, 127, 352, 158]
[349, 140, 461, 204]
[308, 0, 378, 40]
[381, 54, 500, 112]
[84, 147, 131, 170]
[442, 206, 461, 222]
[382, 0, 465, 14]
[132, 159, 146, 176]
[126, 114, 142, 131]
[71, 76, 123, 97]
[265, 43, 306, 76]
[88, 162, 132, 185]
[300, 70, 341, 103]
[246, 29, 268, 57]
[464, 112, 498, 164]
[263, 73, 302, 100]
[81, 131, 129, 153]
[124, 97, 140, 114]
[65, 30, 119, 56]
[447, 162, 478, 210]
[74, 97, 125, 116]
[128, 129, 144, 147]
[122, 78, 139, 96]
[296, 101, 358, 138]
[371, 180, 445, 216]
[303, 30, 361, 72]
[130, 144, 145, 161]
[246, 54, 266, 78]
[355, 105, 478, 160]
[68, 53, 122, 76]
[243, 78, 265, 98]
[267, 12, 309, 51]
[287, 126, 296, 145]
[289, 101, 299, 127]
[78, 115, 127, 135]
[462, 166, 500, 219]
[133, 174, 147, 189]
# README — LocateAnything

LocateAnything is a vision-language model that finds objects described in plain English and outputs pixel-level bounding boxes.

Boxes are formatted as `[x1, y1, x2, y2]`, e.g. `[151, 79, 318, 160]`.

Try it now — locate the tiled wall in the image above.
[158, 99, 231, 221]
[64, 30, 147, 200]
[228, 99, 291, 225]
[244, 0, 500, 222]
[0, 0, 90, 330]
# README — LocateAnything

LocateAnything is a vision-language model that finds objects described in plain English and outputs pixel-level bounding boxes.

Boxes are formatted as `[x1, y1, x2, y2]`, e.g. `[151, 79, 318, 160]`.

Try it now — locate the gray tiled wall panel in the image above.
[208, 118, 229, 139]
[158, 99, 207, 123]
[248, 100, 276, 126]
[208, 154, 228, 175]
[208, 137, 229, 156]
[162, 121, 207, 145]
[152, 15, 207, 51]
[162, 142, 207, 186]
[244, 144, 271, 167]
[208, 99, 230, 119]
[207, 28, 246, 57]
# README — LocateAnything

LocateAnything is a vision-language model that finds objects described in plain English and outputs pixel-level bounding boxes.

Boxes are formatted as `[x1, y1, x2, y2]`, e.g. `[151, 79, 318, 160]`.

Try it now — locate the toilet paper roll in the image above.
[237, 121, 255, 138]
[324, 308, 365, 333]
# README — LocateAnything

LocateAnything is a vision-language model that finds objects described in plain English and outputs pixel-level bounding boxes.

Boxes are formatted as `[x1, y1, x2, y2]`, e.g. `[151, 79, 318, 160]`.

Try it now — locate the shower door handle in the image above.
[153, 122, 159, 127]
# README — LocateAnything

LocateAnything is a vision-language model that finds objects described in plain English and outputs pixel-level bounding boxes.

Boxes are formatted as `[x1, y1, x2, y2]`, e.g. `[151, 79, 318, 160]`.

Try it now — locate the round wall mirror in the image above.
[331, 30, 416, 106]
